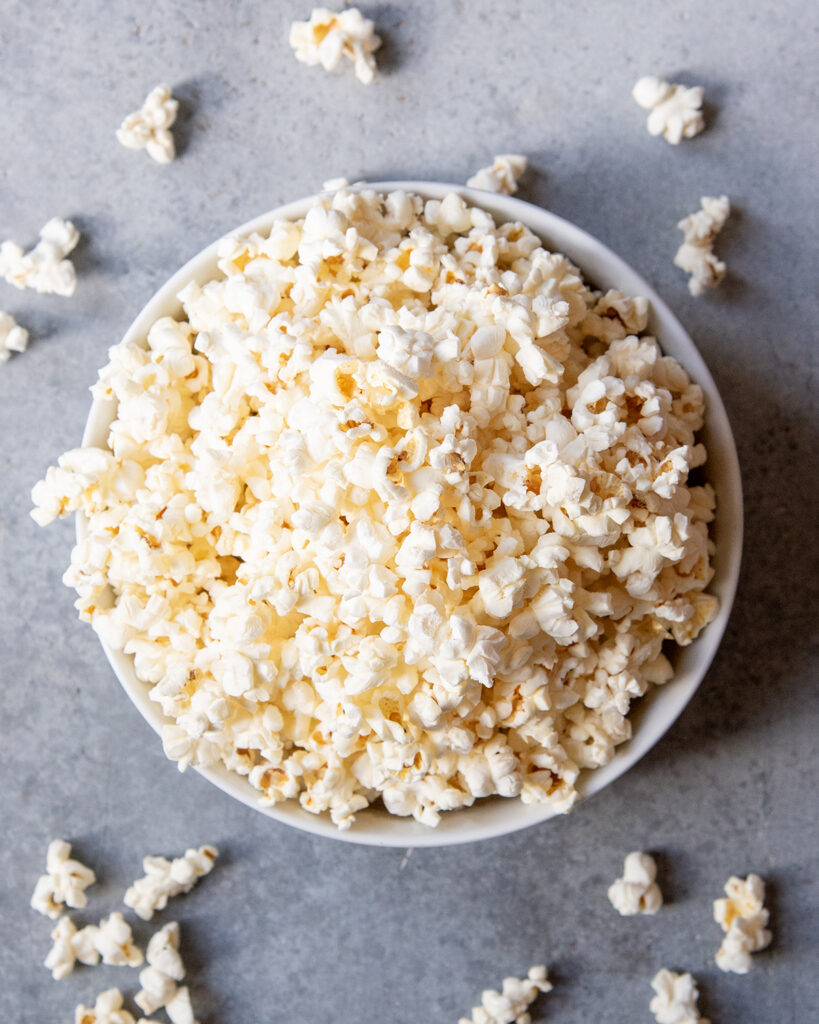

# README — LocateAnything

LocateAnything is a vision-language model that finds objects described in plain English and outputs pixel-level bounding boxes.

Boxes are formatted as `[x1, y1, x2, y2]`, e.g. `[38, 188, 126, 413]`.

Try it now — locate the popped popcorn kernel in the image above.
[0, 218, 79, 296]
[0, 311, 29, 363]
[74, 988, 136, 1024]
[33, 188, 720, 830]
[713, 873, 772, 973]
[459, 965, 552, 1024]
[289, 7, 381, 85]
[124, 845, 218, 921]
[467, 155, 528, 195]
[608, 850, 663, 915]
[649, 969, 709, 1024]
[31, 839, 96, 918]
[674, 196, 730, 296]
[117, 85, 179, 164]
[633, 76, 705, 145]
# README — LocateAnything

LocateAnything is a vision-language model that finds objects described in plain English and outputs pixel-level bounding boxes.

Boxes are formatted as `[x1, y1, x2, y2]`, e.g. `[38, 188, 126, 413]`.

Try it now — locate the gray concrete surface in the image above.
[1, 1, 817, 1020]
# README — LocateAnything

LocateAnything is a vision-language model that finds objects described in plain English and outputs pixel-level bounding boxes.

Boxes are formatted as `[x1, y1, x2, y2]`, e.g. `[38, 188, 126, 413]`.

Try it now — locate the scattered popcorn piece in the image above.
[632, 76, 705, 144]
[650, 969, 709, 1024]
[713, 873, 772, 974]
[608, 851, 663, 915]
[74, 989, 136, 1024]
[459, 965, 552, 1024]
[674, 196, 730, 296]
[31, 839, 96, 918]
[136, 922, 186, 1015]
[0, 311, 29, 363]
[289, 7, 381, 85]
[165, 986, 198, 1024]
[95, 911, 144, 967]
[124, 846, 218, 921]
[467, 155, 528, 195]
[43, 916, 102, 979]
[0, 218, 79, 296]
[116, 85, 179, 164]
[33, 188, 720, 830]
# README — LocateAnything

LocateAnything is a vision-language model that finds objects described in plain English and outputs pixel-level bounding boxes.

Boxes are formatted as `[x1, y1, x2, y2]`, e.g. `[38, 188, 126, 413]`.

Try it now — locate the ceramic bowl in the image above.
[79, 181, 743, 846]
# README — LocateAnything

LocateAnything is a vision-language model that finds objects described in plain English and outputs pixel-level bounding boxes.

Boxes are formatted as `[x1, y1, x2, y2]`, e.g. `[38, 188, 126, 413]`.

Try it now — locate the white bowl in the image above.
[80, 181, 743, 847]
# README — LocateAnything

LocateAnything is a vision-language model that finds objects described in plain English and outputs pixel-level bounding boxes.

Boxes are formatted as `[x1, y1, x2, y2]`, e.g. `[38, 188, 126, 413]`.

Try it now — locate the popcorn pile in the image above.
[289, 7, 381, 85]
[116, 85, 179, 165]
[713, 873, 772, 974]
[0, 216, 80, 297]
[32, 187, 719, 830]
[31, 840, 215, 1023]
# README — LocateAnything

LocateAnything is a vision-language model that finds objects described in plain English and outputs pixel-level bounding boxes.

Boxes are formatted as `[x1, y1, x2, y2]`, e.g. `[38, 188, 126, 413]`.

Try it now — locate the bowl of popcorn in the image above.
[33, 182, 742, 846]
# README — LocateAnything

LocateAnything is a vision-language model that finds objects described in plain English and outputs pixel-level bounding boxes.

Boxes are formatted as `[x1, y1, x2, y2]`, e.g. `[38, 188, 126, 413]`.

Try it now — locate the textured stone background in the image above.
[1, 1, 816, 1021]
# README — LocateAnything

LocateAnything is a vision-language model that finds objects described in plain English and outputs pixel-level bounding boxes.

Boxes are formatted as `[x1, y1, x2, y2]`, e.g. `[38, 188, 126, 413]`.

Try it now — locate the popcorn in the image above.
[459, 965, 552, 1024]
[95, 911, 143, 967]
[44, 916, 101, 980]
[649, 969, 709, 1024]
[607, 851, 663, 915]
[124, 845, 218, 920]
[31, 839, 96, 918]
[136, 922, 186, 1016]
[289, 7, 381, 85]
[674, 196, 731, 296]
[34, 187, 719, 829]
[0, 217, 79, 296]
[632, 76, 705, 144]
[117, 85, 179, 164]
[0, 311, 29, 363]
[165, 986, 198, 1024]
[74, 989, 136, 1024]
[467, 155, 528, 194]
[713, 873, 772, 973]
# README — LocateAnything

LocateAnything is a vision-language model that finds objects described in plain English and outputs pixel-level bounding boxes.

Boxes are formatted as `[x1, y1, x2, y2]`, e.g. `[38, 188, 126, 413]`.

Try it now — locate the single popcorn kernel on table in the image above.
[124, 845, 218, 921]
[674, 197, 731, 297]
[31, 839, 96, 918]
[44, 915, 102, 979]
[713, 873, 772, 974]
[632, 76, 705, 145]
[649, 969, 709, 1024]
[467, 155, 528, 195]
[289, 7, 381, 85]
[33, 187, 720, 830]
[117, 85, 179, 164]
[0, 311, 29, 363]
[74, 988, 137, 1024]
[459, 965, 552, 1024]
[136, 922, 187, 1016]
[608, 850, 663, 915]
[0, 217, 79, 296]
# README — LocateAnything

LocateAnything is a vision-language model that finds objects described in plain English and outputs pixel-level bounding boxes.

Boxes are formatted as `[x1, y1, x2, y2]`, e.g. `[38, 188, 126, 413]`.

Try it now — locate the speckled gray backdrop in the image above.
[1, 0, 817, 1020]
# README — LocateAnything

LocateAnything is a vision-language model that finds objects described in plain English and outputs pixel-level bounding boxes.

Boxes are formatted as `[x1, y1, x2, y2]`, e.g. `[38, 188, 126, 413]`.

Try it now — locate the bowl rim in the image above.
[79, 180, 743, 847]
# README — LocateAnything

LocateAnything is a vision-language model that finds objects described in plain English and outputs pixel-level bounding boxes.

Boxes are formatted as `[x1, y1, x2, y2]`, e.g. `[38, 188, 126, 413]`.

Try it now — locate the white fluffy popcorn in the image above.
[136, 922, 186, 1015]
[33, 187, 719, 830]
[95, 911, 144, 967]
[31, 839, 96, 918]
[164, 987, 198, 1024]
[44, 916, 102, 980]
[674, 196, 730, 296]
[608, 851, 663, 915]
[467, 155, 528, 195]
[0, 311, 29, 363]
[289, 7, 381, 85]
[74, 989, 136, 1024]
[713, 873, 772, 974]
[117, 85, 178, 164]
[632, 76, 705, 145]
[0, 217, 79, 296]
[649, 969, 709, 1024]
[124, 846, 218, 921]
[459, 965, 552, 1024]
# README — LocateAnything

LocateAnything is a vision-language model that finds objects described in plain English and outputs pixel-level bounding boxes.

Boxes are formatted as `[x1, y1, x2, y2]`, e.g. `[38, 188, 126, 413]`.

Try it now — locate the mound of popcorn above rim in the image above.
[32, 187, 719, 829]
